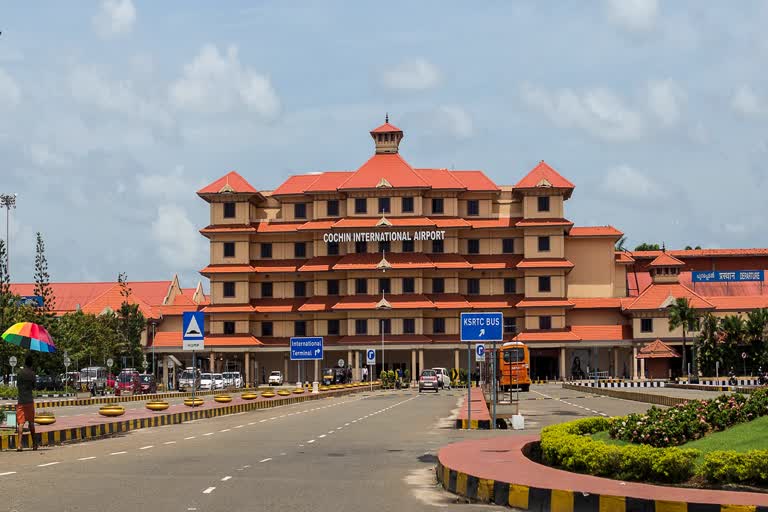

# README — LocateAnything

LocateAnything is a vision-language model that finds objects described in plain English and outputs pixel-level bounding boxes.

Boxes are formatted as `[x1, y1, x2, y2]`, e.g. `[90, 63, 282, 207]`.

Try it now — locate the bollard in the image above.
[312, 381, 319, 394]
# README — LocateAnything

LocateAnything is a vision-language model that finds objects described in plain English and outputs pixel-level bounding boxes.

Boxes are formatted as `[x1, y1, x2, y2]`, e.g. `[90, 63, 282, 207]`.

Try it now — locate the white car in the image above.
[432, 368, 451, 389]
[268, 371, 284, 386]
[213, 373, 225, 390]
[222, 372, 243, 388]
[199, 373, 213, 391]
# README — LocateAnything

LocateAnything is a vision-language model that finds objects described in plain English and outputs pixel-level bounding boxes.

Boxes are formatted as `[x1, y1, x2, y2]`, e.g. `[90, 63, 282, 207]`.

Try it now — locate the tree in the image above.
[720, 315, 745, 372]
[745, 309, 768, 368]
[0, 239, 14, 331]
[684, 245, 703, 250]
[33, 232, 56, 317]
[115, 273, 145, 370]
[668, 297, 700, 381]
[634, 243, 661, 251]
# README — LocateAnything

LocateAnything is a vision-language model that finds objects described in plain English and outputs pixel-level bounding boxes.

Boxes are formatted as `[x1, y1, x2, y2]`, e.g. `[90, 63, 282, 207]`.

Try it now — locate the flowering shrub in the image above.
[609, 389, 768, 447]
[700, 450, 768, 485]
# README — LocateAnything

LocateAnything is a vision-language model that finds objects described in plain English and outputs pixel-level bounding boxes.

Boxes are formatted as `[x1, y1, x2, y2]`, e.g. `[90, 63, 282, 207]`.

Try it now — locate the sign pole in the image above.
[491, 340, 496, 430]
[467, 341, 471, 428]
[192, 350, 195, 400]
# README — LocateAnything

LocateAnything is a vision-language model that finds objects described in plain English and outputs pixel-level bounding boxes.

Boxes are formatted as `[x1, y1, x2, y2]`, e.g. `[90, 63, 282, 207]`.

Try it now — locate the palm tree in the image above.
[720, 315, 746, 373]
[668, 297, 700, 381]
[696, 313, 720, 376]
[745, 308, 768, 368]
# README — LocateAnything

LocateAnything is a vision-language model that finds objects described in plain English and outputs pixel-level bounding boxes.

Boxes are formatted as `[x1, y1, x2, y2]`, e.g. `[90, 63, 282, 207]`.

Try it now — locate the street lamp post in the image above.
[0, 193, 17, 275]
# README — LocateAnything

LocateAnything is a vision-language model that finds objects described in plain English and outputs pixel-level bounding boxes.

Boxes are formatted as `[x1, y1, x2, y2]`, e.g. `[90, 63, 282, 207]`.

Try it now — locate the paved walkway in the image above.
[456, 387, 490, 429]
[438, 435, 768, 508]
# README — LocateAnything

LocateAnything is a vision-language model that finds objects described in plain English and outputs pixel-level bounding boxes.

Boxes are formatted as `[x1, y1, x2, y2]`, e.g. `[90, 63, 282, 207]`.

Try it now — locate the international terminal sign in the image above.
[323, 230, 446, 244]
[692, 270, 764, 283]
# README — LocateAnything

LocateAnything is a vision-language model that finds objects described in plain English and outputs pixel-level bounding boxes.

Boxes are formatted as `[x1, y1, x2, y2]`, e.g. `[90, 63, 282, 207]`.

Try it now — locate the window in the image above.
[355, 319, 368, 335]
[502, 238, 515, 254]
[431, 198, 444, 214]
[538, 196, 550, 212]
[433, 317, 446, 334]
[378, 197, 390, 214]
[355, 278, 368, 294]
[401, 197, 414, 213]
[403, 318, 416, 334]
[294, 320, 307, 337]
[538, 276, 551, 293]
[294, 281, 307, 297]
[294, 203, 307, 219]
[355, 241, 367, 254]
[538, 236, 551, 252]
[431, 240, 444, 253]
[223, 282, 236, 298]
[261, 321, 273, 337]
[432, 278, 445, 294]
[327, 199, 339, 217]
[539, 316, 552, 330]
[327, 279, 340, 295]
[641, 318, 653, 333]
[327, 319, 340, 336]
[468, 239, 480, 254]
[467, 278, 480, 295]
[380, 319, 391, 334]
[223, 202, 236, 218]
[295, 242, 307, 258]
[378, 241, 391, 253]
[355, 198, 367, 214]
[467, 200, 479, 216]
[260, 243, 272, 258]
[402, 240, 414, 252]
[504, 277, 516, 294]
[261, 282, 273, 298]
[223, 321, 235, 335]
[223, 242, 235, 258]
[504, 317, 517, 334]
[379, 278, 391, 294]
[327, 241, 339, 256]
[402, 277, 415, 294]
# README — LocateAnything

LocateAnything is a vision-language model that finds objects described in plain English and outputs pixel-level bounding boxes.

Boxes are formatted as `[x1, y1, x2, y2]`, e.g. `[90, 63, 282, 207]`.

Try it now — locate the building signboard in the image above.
[691, 270, 764, 283]
[322, 230, 446, 244]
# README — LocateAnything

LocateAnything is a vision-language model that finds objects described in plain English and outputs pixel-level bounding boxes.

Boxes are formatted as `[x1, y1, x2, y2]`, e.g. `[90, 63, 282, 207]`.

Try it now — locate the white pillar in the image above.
[640, 358, 646, 380]
[411, 349, 417, 383]
[418, 349, 424, 376]
[559, 347, 566, 381]
[632, 346, 638, 380]
[613, 348, 620, 379]
[244, 352, 250, 387]
[161, 356, 168, 391]
[314, 359, 319, 382]
[283, 357, 289, 383]
[354, 351, 360, 381]
[454, 348, 460, 372]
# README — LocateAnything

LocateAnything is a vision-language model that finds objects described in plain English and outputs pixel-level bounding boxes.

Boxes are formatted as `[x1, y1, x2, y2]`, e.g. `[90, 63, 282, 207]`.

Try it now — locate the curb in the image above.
[435, 459, 768, 512]
[561, 383, 692, 407]
[455, 419, 491, 430]
[2, 385, 379, 451]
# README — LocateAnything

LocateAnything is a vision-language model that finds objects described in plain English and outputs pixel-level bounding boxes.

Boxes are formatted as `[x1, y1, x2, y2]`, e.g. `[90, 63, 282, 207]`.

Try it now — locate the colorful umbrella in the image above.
[1, 322, 57, 353]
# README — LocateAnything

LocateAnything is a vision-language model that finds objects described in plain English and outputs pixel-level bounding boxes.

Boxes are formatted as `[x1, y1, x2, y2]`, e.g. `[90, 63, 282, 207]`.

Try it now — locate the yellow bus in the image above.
[498, 341, 532, 392]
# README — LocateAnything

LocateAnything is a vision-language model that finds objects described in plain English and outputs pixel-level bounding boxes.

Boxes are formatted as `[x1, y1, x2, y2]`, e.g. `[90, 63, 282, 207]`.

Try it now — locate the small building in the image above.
[636, 339, 681, 380]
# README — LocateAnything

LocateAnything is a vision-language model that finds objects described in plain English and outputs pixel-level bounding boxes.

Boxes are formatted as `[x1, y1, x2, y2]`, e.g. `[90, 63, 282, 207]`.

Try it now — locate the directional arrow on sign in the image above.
[479, 329, 485, 337]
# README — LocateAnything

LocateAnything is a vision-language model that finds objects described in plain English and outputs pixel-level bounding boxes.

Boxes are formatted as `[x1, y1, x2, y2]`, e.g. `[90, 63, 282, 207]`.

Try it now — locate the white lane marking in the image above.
[234, 425, 244, 429]
[140, 445, 154, 450]
[78, 456, 96, 461]
[203, 432, 214, 436]
[0, 471, 17, 476]
[328, 430, 334, 434]
[318, 434, 326, 438]
[184, 436, 196, 440]
[243, 465, 251, 468]
[203, 487, 216, 494]
[164, 441, 177, 445]
[221, 476, 232, 481]
[299, 444, 304, 447]
[259, 419, 267, 423]
[280, 452, 286, 456]
[110, 451, 127, 456]
[345, 422, 350, 426]
[307, 439, 315, 443]
[220, 429, 231, 432]
[259, 457, 272, 463]
[269, 417, 277, 420]
[38, 462, 61, 467]
[248, 422, 255, 425]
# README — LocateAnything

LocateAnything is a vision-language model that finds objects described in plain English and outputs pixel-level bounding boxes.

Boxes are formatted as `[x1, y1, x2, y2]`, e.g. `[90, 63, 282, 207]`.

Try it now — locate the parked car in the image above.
[268, 370, 284, 386]
[80, 366, 107, 395]
[117, 369, 141, 394]
[222, 372, 243, 388]
[35, 374, 58, 390]
[432, 367, 451, 389]
[199, 373, 214, 391]
[139, 374, 157, 394]
[212, 373, 225, 390]
[178, 367, 201, 391]
[61, 372, 81, 389]
[419, 369, 439, 393]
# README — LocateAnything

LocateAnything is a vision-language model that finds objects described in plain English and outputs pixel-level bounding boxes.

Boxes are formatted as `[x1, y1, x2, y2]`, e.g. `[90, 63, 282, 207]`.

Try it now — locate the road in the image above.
[0, 385, 663, 511]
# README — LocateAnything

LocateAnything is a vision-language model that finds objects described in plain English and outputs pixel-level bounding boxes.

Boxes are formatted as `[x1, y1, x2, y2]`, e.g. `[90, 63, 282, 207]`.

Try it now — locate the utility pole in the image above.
[0, 193, 17, 276]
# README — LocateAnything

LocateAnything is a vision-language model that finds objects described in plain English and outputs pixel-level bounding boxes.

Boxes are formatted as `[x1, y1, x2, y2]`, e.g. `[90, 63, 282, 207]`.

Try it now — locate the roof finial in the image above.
[662, 242, 666, 252]
[385, 112, 389, 123]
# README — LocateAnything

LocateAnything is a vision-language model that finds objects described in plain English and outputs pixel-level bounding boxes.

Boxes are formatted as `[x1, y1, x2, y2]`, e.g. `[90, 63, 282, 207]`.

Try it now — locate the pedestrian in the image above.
[261, 367, 266, 385]
[474, 366, 480, 388]
[16, 354, 38, 452]
[362, 367, 368, 381]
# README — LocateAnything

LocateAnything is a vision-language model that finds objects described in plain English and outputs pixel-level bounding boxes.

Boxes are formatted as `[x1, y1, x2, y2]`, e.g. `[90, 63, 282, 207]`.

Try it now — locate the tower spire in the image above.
[385, 112, 389, 123]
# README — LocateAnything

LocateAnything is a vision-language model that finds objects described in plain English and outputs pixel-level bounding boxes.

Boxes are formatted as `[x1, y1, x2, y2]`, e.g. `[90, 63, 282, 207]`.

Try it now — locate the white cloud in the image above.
[606, 0, 659, 32]
[731, 85, 765, 116]
[169, 44, 280, 118]
[138, 166, 205, 201]
[380, 58, 441, 91]
[601, 165, 661, 199]
[520, 83, 644, 141]
[151, 204, 206, 269]
[436, 106, 473, 138]
[646, 79, 686, 126]
[0, 68, 21, 108]
[401, 106, 474, 139]
[24, 144, 70, 168]
[93, 0, 136, 38]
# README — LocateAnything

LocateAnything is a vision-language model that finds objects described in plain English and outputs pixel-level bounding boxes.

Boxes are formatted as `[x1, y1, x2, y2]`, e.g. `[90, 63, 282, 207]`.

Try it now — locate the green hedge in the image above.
[700, 450, 768, 485]
[540, 418, 698, 483]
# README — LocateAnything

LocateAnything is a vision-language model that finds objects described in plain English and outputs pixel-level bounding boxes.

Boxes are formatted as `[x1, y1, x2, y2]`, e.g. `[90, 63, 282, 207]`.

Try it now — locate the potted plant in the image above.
[34, 410, 56, 425]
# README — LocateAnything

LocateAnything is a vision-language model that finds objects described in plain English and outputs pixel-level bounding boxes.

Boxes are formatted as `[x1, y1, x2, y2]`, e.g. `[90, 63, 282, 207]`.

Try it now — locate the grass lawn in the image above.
[590, 430, 632, 446]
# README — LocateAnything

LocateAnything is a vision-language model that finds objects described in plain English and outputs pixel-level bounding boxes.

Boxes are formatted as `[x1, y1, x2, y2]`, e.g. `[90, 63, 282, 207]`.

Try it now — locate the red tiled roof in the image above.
[516, 259, 574, 270]
[428, 294, 469, 309]
[333, 253, 433, 271]
[298, 220, 336, 231]
[197, 171, 258, 195]
[252, 259, 304, 273]
[256, 222, 305, 233]
[152, 331, 183, 347]
[624, 282, 715, 311]
[571, 324, 632, 341]
[304, 171, 354, 193]
[339, 153, 429, 190]
[637, 339, 680, 359]
[615, 252, 635, 264]
[332, 217, 436, 228]
[432, 217, 471, 228]
[153, 332, 261, 348]
[155, 304, 199, 316]
[333, 294, 433, 310]
[515, 330, 581, 342]
[200, 224, 257, 235]
[297, 296, 340, 312]
[464, 295, 520, 308]
[337, 335, 432, 345]
[516, 299, 575, 308]
[11, 282, 112, 313]
[709, 296, 768, 310]
[514, 161, 575, 195]
[415, 169, 466, 189]
[299, 256, 341, 272]
[200, 264, 253, 275]
[467, 218, 519, 229]
[252, 298, 306, 313]
[271, 174, 321, 196]
[80, 283, 157, 319]
[202, 304, 254, 313]
[648, 252, 685, 267]
[428, 253, 472, 269]
[570, 226, 623, 237]
[450, 171, 500, 191]
[632, 248, 768, 259]
[570, 298, 623, 309]
[465, 255, 522, 269]
[371, 122, 402, 133]
[515, 218, 573, 228]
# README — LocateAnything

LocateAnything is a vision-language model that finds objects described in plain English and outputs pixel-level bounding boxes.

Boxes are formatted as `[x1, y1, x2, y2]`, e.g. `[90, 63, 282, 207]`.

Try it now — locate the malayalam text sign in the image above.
[692, 270, 764, 283]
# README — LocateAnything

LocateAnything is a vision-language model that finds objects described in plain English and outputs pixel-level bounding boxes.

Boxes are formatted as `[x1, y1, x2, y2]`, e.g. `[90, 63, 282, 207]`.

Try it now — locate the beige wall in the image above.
[523, 230, 564, 258]
[210, 240, 250, 265]
[614, 265, 628, 297]
[211, 201, 249, 225]
[523, 273, 565, 298]
[522, 195, 564, 219]
[458, 198, 492, 218]
[210, 279, 249, 303]
[566, 238, 615, 297]
[631, 315, 702, 340]
[567, 309, 626, 326]
[524, 309, 567, 330]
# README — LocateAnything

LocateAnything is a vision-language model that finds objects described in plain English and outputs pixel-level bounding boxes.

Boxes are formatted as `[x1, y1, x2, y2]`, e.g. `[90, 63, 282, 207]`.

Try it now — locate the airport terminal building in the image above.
[150, 120, 768, 386]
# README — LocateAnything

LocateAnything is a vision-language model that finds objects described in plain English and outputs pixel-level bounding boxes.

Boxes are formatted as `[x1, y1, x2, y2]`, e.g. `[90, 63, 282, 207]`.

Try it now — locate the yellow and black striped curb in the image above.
[2, 385, 380, 451]
[455, 419, 491, 430]
[435, 461, 767, 512]
[562, 383, 693, 407]
[666, 383, 757, 394]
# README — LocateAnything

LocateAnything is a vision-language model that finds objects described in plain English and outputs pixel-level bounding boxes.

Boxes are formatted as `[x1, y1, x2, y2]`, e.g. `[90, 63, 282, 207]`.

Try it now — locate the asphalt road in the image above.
[0, 385, 663, 512]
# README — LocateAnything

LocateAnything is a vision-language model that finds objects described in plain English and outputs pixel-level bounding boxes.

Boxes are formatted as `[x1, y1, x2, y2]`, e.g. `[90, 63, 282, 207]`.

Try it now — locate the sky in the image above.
[1, 0, 767, 288]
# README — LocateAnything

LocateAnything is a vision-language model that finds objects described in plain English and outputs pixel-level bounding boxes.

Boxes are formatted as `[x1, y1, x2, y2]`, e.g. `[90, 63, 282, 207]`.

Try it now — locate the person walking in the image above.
[16, 354, 38, 452]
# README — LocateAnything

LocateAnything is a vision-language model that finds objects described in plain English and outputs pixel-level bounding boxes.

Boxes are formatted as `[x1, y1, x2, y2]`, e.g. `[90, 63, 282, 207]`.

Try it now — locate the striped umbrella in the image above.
[1, 322, 57, 353]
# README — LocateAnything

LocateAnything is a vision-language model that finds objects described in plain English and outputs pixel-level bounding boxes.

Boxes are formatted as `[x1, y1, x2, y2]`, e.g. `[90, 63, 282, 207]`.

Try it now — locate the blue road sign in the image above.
[475, 343, 486, 361]
[366, 349, 376, 365]
[460, 312, 503, 342]
[182, 311, 205, 351]
[17, 296, 43, 307]
[290, 337, 324, 361]
[692, 270, 764, 283]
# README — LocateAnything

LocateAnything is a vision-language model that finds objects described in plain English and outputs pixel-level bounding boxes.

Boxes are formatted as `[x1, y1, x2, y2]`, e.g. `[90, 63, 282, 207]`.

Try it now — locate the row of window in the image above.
[221, 196, 552, 221]
[638, 317, 698, 333]
[225, 276, 552, 298]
